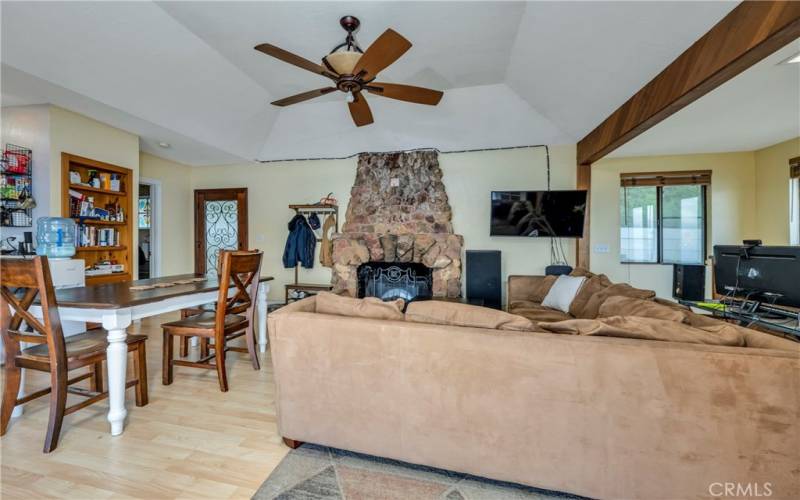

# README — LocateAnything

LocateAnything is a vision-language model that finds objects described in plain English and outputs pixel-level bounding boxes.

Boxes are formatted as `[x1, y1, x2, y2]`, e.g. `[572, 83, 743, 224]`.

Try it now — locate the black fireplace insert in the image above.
[357, 262, 433, 302]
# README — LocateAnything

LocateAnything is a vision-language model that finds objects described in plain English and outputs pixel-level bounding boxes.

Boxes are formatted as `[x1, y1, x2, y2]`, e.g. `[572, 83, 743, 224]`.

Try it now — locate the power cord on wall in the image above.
[258, 143, 571, 266]
[255, 143, 551, 163]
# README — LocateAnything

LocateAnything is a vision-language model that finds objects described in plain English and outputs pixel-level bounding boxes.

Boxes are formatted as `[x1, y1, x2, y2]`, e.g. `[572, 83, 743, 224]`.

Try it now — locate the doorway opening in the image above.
[138, 179, 161, 279]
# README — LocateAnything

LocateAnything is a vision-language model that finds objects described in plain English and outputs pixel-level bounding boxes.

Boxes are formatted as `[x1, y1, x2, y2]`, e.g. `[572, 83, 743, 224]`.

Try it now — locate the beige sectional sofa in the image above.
[268, 289, 799, 500]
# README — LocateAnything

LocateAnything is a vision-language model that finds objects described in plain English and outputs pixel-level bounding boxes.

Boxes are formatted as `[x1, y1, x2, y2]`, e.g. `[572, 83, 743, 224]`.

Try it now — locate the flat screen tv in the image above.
[490, 190, 587, 237]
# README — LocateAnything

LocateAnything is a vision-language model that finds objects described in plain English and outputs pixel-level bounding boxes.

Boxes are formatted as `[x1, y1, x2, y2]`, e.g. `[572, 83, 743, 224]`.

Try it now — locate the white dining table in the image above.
[29, 273, 272, 436]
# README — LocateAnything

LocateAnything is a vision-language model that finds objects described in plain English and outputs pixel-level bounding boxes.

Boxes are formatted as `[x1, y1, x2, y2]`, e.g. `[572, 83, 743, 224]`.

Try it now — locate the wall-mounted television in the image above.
[490, 190, 587, 237]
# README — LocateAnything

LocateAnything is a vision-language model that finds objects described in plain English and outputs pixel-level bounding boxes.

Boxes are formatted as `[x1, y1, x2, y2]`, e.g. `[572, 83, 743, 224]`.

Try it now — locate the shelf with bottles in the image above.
[0, 144, 34, 228]
[69, 167, 125, 194]
[69, 189, 126, 222]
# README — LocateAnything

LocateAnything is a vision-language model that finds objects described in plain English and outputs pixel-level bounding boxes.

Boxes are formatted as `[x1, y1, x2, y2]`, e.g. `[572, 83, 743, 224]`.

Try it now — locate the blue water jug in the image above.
[36, 217, 76, 258]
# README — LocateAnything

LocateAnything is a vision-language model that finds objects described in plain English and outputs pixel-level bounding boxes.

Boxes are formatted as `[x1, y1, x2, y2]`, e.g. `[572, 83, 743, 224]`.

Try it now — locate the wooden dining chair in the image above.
[178, 257, 223, 357]
[0, 256, 148, 453]
[161, 250, 262, 392]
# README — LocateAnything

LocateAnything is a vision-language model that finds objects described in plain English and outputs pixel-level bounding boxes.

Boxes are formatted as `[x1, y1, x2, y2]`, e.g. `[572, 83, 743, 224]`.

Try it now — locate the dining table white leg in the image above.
[257, 282, 269, 353]
[102, 310, 132, 436]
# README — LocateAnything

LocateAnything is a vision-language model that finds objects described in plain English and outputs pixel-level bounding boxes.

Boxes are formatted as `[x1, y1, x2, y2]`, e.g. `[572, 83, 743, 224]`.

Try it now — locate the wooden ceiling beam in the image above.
[577, 1, 800, 166]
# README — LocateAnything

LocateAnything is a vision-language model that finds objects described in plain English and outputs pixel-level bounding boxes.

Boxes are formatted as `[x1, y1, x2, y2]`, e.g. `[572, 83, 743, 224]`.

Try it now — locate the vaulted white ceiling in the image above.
[1, 1, 738, 165]
[611, 39, 800, 157]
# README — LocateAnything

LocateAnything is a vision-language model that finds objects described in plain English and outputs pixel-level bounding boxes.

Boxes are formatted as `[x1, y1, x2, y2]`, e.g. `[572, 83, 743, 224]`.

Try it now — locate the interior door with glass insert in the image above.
[194, 188, 248, 276]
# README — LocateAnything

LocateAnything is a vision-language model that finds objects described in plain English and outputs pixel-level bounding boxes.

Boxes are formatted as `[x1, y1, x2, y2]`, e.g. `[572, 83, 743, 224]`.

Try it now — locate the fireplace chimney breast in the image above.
[332, 150, 463, 298]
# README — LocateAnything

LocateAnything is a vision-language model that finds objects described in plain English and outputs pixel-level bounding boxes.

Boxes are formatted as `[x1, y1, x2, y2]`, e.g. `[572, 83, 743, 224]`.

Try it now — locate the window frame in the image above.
[620, 183, 708, 265]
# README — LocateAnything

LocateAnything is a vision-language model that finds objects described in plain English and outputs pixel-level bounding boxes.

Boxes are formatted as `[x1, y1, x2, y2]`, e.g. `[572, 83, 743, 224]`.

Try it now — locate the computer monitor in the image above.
[713, 245, 800, 308]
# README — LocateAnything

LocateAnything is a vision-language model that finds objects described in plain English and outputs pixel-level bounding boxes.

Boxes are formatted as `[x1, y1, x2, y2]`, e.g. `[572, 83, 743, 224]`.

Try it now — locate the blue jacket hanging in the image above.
[283, 214, 316, 269]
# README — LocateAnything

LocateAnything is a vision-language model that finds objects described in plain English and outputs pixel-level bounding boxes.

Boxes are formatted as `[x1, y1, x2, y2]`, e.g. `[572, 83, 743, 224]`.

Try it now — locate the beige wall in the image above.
[754, 137, 800, 245]
[189, 145, 577, 302]
[140, 153, 194, 276]
[591, 152, 759, 298]
[49, 106, 140, 215]
[0, 105, 51, 242]
[48, 106, 140, 276]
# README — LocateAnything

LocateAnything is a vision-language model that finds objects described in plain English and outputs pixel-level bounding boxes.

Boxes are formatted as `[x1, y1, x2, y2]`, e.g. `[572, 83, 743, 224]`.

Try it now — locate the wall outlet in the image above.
[390, 178, 400, 187]
[255, 234, 265, 242]
[593, 243, 610, 254]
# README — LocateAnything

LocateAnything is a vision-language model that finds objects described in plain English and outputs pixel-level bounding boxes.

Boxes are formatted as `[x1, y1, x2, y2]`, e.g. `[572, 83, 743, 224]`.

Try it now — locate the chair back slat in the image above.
[215, 250, 262, 323]
[0, 256, 67, 368]
[1, 259, 41, 288]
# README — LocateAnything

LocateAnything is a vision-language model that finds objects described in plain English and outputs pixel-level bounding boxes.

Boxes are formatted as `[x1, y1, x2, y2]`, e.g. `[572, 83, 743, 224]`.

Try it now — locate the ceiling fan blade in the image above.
[348, 92, 374, 127]
[271, 87, 338, 107]
[367, 83, 443, 106]
[352, 29, 412, 79]
[254, 43, 337, 80]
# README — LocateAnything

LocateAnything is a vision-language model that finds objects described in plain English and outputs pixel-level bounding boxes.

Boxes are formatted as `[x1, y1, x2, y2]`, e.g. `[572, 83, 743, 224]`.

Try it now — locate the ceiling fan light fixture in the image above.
[324, 51, 362, 75]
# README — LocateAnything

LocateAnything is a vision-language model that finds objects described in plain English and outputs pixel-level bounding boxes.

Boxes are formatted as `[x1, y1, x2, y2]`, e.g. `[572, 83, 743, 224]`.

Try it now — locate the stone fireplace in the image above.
[331, 150, 463, 298]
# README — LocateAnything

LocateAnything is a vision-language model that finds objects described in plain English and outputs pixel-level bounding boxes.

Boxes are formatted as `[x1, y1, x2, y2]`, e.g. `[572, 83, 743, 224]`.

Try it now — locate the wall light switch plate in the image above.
[390, 178, 400, 187]
[593, 243, 610, 254]
[256, 234, 265, 242]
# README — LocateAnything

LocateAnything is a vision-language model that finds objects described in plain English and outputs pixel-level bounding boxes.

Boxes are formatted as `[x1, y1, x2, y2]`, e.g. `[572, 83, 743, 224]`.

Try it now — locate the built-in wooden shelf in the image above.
[69, 184, 127, 196]
[76, 246, 126, 252]
[72, 218, 126, 226]
[62, 153, 133, 285]
[288, 204, 338, 211]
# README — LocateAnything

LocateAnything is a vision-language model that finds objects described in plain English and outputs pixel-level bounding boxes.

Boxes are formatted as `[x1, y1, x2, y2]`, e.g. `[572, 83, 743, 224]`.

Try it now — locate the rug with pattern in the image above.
[252, 443, 585, 500]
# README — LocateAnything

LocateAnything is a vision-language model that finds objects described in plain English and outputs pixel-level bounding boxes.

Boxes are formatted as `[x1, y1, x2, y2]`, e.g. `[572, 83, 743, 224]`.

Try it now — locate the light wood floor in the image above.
[0, 312, 290, 499]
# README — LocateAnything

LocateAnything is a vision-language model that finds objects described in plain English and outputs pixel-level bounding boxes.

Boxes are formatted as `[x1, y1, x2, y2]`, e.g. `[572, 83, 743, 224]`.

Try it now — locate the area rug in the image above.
[252, 443, 585, 500]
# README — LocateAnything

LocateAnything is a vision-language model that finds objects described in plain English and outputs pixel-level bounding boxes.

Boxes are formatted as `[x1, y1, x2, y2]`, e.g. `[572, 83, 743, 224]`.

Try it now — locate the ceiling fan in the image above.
[254, 16, 443, 127]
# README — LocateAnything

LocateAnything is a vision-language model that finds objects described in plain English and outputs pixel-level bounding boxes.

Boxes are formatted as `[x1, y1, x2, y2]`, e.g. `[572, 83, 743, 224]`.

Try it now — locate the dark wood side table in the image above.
[285, 283, 333, 303]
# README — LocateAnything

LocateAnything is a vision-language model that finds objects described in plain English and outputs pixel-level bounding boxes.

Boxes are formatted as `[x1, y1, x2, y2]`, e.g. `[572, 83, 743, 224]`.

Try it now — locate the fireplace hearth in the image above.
[357, 262, 433, 302]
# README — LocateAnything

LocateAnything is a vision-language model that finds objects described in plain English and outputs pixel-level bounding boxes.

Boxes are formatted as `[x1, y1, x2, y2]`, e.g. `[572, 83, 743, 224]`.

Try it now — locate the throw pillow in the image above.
[541, 275, 587, 314]
[405, 301, 537, 331]
[316, 292, 404, 321]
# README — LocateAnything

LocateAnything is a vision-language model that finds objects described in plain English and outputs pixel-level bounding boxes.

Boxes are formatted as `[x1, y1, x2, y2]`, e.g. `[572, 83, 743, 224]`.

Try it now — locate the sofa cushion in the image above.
[510, 304, 573, 323]
[405, 300, 536, 331]
[539, 316, 745, 346]
[508, 299, 540, 310]
[316, 292, 404, 321]
[508, 275, 558, 303]
[694, 321, 800, 352]
[542, 275, 587, 313]
[578, 283, 656, 319]
[598, 295, 689, 323]
[568, 274, 613, 318]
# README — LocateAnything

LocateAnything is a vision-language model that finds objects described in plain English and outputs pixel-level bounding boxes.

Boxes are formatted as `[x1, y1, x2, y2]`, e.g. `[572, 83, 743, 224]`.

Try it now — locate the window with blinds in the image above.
[619, 171, 709, 264]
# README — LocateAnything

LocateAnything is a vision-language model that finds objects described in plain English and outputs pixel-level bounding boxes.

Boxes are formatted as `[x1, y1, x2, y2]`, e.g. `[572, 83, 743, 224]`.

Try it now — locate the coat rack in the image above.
[286, 203, 338, 303]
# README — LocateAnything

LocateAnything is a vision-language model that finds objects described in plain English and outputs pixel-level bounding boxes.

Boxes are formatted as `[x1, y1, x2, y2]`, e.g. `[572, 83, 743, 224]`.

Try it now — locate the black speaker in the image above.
[466, 250, 501, 310]
[673, 264, 705, 301]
